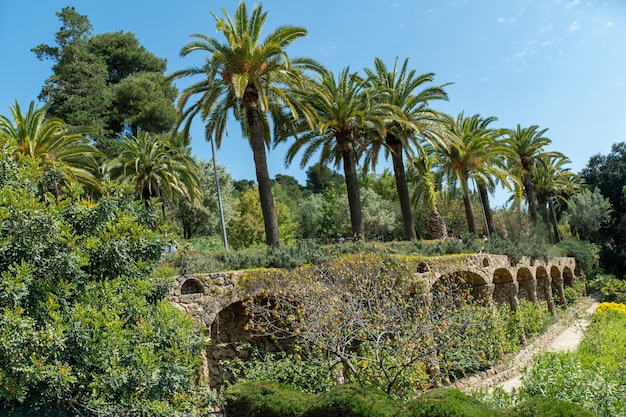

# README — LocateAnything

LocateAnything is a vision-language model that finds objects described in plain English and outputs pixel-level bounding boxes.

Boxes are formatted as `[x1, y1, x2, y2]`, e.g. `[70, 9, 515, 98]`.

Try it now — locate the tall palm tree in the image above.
[170, 2, 319, 247]
[533, 154, 581, 242]
[364, 57, 449, 240]
[0, 100, 103, 193]
[439, 113, 506, 236]
[103, 131, 202, 206]
[502, 124, 555, 225]
[283, 67, 388, 239]
[407, 144, 447, 239]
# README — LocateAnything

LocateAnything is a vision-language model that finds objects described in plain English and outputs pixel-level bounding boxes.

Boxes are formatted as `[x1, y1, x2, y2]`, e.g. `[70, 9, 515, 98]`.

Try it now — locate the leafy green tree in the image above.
[0, 101, 103, 195]
[172, 2, 319, 247]
[304, 163, 344, 194]
[0, 156, 212, 415]
[110, 72, 178, 137]
[360, 187, 402, 241]
[228, 186, 297, 249]
[33, 7, 178, 145]
[103, 131, 202, 207]
[285, 67, 388, 239]
[176, 160, 235, 239]
[364, 57, 449, 240]
[567, 188, 613, 242]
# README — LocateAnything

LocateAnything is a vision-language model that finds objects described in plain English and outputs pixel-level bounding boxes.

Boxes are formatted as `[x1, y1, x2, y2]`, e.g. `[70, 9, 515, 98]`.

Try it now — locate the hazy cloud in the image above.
[564, 0, 581, 10]
[569, 21, 581, 31]
[318, 41, 337, 57]
[498, 17, 518, 23]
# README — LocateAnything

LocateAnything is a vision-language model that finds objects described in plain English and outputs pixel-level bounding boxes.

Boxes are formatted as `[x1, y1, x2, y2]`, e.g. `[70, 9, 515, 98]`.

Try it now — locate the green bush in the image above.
[224, 381, 396, 417]
[556, 239, 600, 274]
[509, 395, 598, 417]
[521, 352, 626, 417]
[401, 388, 499, 417]
[225, 346, 336, 394]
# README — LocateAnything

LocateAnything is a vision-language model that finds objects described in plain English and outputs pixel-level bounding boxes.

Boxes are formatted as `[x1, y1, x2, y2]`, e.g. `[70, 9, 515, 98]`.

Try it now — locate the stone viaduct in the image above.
[168, 253, 583, 386]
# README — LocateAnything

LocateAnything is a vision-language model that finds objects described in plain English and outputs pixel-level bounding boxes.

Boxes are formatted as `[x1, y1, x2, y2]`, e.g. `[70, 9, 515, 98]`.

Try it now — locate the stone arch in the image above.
[181, 277, 204, 295]
[563, 267, 575, 288]
[206, 297, 289, 388]
[516, 267, 537, 303]
[492, 268, 518, 310]
[459, 271, 491, 303]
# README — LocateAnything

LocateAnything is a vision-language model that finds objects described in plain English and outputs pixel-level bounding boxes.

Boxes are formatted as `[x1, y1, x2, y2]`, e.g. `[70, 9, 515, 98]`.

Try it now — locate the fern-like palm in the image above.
[0, 100, 102, 194]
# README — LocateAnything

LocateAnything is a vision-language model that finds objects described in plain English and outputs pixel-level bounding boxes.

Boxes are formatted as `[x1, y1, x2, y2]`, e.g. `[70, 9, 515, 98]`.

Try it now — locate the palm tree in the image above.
[170, 2, 319, 247]
[439, 113, 506, 236]
[103, 131, 202, 206]
[502, 124, 555, 225]
[533, 154, 581, 242]
[283, 67, 387, 239]
[364, 57, 449, 240]
[0, 100, 102, 194]
[407, 144, 447, 239]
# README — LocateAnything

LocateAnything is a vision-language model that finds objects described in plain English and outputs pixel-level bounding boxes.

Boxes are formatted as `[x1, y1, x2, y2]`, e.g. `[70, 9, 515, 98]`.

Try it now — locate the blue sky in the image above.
[1, 0, 625, 205]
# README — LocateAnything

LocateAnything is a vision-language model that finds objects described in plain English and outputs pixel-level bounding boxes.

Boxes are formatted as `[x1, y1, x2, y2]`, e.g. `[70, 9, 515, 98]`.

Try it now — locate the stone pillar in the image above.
[543, 279, 556, 316]
[509, 282, 520, 312]
[529, 278, 538, 304]
[554, 277, 567, 309]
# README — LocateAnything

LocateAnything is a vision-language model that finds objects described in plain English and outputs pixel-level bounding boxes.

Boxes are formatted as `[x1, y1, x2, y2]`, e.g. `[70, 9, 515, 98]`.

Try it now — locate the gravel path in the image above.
[453, 296, 599, 393]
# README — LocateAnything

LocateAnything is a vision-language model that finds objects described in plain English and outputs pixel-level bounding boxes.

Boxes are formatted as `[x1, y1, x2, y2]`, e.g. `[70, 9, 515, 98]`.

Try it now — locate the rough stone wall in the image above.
[167, 254, 582, 387]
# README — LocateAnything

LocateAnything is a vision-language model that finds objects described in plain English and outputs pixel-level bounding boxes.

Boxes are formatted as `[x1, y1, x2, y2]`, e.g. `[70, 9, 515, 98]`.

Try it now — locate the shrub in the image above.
[224, 381, 396, 417]
[556, 239, 600, 274]
[509, 395, 598, 417]
[401, 388, 500, 417]
[521, 352, 626, 417]
[225, 346, 336, 394]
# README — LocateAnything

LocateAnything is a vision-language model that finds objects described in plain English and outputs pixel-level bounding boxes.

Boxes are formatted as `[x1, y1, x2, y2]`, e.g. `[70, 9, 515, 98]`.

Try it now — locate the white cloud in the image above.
[606, 21, 614, 28]
[564, 0, 581, 10]
[569, 21, 581, 31]
[498, 17, 517, 23]
[318, 42, 337, 57]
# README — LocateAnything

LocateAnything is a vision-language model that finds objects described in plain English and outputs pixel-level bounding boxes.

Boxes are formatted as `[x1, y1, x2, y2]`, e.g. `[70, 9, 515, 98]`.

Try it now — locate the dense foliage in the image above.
[224, 381, 597, 417]
[0, 157, 212, 416]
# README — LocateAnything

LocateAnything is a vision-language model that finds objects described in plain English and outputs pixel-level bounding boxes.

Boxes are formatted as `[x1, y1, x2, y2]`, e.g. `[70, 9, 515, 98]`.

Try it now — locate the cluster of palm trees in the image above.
[1, 2, 581, 247]
[0, 101, 202, 208]
[170, 2, 580, 245]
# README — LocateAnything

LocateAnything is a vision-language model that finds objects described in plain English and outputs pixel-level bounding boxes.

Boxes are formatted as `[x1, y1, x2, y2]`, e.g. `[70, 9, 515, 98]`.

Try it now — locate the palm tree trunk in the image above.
[548, 199, 561, 243]
[339, 134, 363, 239]
[538, 200, 553, 240]
[462, 177, 477, 235]
[389, 138, 416, 240]
[523, 169, 538, 224]
[244, 88, 280, 247]
[477, 183, 495, 237]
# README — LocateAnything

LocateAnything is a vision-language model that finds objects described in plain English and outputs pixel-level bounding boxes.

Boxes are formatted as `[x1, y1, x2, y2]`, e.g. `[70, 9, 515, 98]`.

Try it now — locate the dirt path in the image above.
[453, 296, 599, 393]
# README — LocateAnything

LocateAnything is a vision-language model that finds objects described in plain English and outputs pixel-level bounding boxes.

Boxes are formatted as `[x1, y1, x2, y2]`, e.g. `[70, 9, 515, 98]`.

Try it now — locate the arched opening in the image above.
[493, 268, 516, 309]
[482, 257, 490, 267]
[563, 267, 575, 288]
[181, 278, 204, 295]
[207, 297, 291, 388]
[516, 267, 536, 302]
